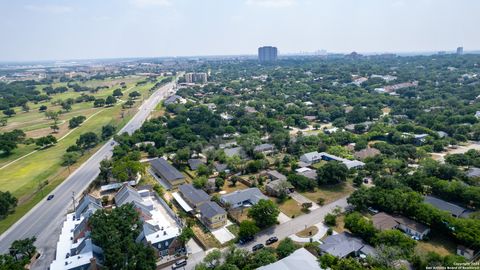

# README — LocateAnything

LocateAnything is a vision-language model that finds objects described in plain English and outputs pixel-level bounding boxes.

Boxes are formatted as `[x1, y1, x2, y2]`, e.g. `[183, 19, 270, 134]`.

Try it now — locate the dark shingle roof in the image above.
[150, 158, 184, 183]
[188, 159, 205, 170]
[320, 232, 376, 258]
[178, 184, 210, 206]
[254, 143, 274, 152]
[220, 188, 267, 206]
[199, 201, 226, 219]
[424, 196, 467, 217]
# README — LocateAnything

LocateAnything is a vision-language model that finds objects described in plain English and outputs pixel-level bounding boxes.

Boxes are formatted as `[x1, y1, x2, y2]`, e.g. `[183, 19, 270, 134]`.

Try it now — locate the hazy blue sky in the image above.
[0, 0, 478, 61]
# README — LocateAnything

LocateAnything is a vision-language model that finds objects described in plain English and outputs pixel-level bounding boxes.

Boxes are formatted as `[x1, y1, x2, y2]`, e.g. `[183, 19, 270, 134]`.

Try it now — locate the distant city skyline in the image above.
[0, 0, 479, 61]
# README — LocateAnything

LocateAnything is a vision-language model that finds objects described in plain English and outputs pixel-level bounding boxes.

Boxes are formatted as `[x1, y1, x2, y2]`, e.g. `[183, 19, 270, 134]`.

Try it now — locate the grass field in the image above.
[0, 76, 163, 233]
[300, 182, 354, 205]
[277, 198, 304, 218]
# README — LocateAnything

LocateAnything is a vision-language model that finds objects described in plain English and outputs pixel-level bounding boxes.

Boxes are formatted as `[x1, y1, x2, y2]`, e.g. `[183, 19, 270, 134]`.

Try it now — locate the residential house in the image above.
[253, 143, 275, 155]
[372, 212, 430, 240]
[149, 158, 185, 188]
[213, 162, 229, 173]
[424, 196, 470, 218]
[258, 248, 324, 270]
[224, 146, 246, 159]
[266, 179, 294, 197]
[198, 201, 227, 229]
[466, 167, 480, 178]
[475, 111, 480, 119]
[177, 184, 210, 209]
[265, 170, 287, 181]
[300, 151, 323, 164]
[164, 95, 184, 106]
[319, 232, 376, 258]
[188, 158, 205, 171]
[220, 188, 268, 209]
[354, 148, 381, 160]
[457, 246, 476, 260]
[50, 194, 103, 270]
[114, 185, 182, 256]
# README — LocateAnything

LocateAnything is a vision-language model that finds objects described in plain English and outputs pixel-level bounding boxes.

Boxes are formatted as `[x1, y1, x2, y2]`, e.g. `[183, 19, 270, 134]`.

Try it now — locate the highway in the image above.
[0, 80, 176, 270]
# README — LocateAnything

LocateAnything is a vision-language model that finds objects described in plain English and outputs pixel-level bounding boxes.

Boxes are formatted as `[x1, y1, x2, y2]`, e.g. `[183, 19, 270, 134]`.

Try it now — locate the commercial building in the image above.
[149, 158, 185, 188]
[457, 47, 464, 55]
[258, 46, 278, 63]
[184, 72, 208, 84]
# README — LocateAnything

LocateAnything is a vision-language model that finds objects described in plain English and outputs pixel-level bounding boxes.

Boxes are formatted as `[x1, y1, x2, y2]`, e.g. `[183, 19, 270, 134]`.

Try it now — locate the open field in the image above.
[300, 182, 355, 205]
[0, 77, 163, 233]
[277, 197, 304, 218]
[415, 232, 456, 257]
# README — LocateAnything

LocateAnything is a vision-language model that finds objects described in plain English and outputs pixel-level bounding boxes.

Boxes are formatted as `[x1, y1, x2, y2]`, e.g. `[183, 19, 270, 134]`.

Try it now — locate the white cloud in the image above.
[246, 0, 296, 8]
[24, 4, 73, 14]
[130, 0, 172, 8]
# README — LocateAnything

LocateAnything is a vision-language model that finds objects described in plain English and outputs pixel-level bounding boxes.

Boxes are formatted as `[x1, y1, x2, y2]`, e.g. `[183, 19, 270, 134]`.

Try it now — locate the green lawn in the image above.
[301, 182, 354, 205]
[0, 77, 164, 234]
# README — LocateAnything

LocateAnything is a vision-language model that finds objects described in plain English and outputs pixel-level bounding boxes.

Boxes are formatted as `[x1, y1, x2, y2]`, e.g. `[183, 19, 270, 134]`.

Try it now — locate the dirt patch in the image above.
[296, 226, 319, 238]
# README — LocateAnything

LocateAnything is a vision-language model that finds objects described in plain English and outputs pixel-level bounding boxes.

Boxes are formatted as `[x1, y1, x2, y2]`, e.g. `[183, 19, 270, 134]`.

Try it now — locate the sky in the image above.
[0, 0, 479, 61]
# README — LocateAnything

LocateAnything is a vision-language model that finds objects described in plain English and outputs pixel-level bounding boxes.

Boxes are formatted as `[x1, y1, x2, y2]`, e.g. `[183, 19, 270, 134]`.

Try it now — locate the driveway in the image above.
[290, 192, 319, 210]
[277, 212, 292, 224]
[211, 222, 235, 244]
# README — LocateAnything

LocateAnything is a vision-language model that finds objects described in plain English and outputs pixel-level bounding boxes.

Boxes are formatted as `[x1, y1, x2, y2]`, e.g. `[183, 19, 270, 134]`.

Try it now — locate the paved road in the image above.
[171, 196, 349, 270]
[0, 81, 176, 270]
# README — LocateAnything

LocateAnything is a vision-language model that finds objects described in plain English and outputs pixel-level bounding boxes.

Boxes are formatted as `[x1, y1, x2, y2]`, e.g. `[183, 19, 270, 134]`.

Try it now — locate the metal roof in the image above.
[198, 201, 226, 219]
[172, 192, 193, 212]
[150, 158, 184, 182]
[424, 196, 467, 217]
[178, 184, 210, 206]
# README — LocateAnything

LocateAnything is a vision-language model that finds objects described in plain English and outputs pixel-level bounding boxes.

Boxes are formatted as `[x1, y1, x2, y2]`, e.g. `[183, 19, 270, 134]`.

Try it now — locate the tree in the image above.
[374, 229, 416, 257]
[129, 91, 141, 99]
[35, 135, 57, 148]
[76, 132, 99, 150]
[10, 237, 36, 259]
[39, 105, 47, 112]
[174, 147, 190, 165]
[98, 159, 113, 183]
[101, 124, 116, 140]
[50, 123, 59, 133]
[215, 177, 225, 190]
[68, 115, 86, 129]
[113, 89, 123, 97]
[0, 191, 17, 219]
[317, 161, 348, 185]
[124, 99, 135, 108]
[93, 98, 105, 107]
[105, 95, 116, 106]
[178, 226, 194, 245]
[112, 158, 144, 182]
[3, 108, 15, 117]
[324, 213, 337, 226]
[89, 204, 156, 270]
[344, 212, 377, 243]
[61, 102, 72, 112]
[62, 152, 80, 170]
[203, 249, 222, 269]
[192, 176, 208, 189]
[276, 238, 298, 259]
[238, 220, 259, 240]
[0, 118, 6, 127]
[248, 199, 280, 228]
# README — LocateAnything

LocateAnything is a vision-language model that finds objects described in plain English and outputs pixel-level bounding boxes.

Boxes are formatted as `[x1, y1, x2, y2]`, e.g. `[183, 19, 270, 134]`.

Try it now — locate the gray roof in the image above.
[164, 95, 182, 105]
[150, 158, 184, 182]
[224, 147, 245, 158]
[254, 143, 274, 152]
[300, 151, 322, 162]
[320, 232, 376, 258]
[266, 179, 293, 191]
[220, 188, 267, 206]
[266, 170, 287, 181]
[466, 167, 480, 178]
[75, 194, 102, 219]
[115, 185, 143, 206]
[214, 162, 228, 172]
[178, 184, 210, 206]
[258, 248, 323, 270]
[198, 201, 226, 219]
[188, 158, 205, 170]
[424, 196, 468, 217]
[299, 170, 317, 180]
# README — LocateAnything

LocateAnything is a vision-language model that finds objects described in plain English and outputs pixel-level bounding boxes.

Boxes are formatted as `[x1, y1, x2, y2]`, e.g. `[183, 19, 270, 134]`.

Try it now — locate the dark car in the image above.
[47, 194, 54, 201]
[265, 236, 278, 245]
[252, 243, 264, 252]
[238, 236, 254, 245]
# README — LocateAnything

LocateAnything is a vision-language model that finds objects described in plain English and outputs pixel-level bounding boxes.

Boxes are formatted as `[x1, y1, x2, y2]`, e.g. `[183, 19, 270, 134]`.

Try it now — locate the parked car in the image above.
[252, 244, 264, 252]
[238, 236, 254, 245]
[171, 259, 187, 269]
[265, 236, 278, 245]
[47, 194, 55, 201]
[367, 207, 378, 214]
